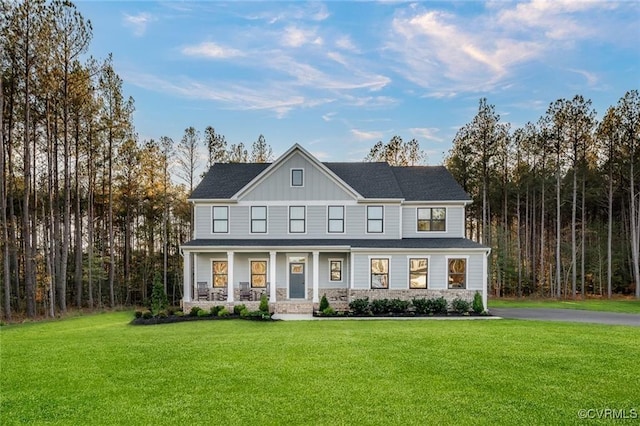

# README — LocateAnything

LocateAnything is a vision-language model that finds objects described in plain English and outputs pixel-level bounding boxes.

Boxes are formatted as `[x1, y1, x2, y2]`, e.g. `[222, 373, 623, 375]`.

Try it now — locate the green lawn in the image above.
[489, 298, 640, 314]
[2, 312, 639, 425]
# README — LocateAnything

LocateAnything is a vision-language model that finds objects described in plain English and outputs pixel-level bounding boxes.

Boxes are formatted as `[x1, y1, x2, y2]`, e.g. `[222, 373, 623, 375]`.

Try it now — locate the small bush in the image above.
[389, 298, 410, 314]
[349, 298, 370, 315]
[174, 311, 184, 317]
[234, 304, 246, 315]
[452, 298, 471, 314]
[210, 305, 224, 316]
[371, 298, 391, 314]
[412, 298, 429, 314]
[157, 310, 168, 318]
[427, 297, 448, 314]
[197, 309, 210, 317]
[142, 310, 153, 319]
[319, 294, 330, 311]
[472, 291, 484, 314]
[240, 308, 249, 317]
[134, 310, 143, 319]
[218, 308, 230, 317]
[189, 306, 202, 317]
[322, 307, 336, 316]
[259, 294, 269, 312]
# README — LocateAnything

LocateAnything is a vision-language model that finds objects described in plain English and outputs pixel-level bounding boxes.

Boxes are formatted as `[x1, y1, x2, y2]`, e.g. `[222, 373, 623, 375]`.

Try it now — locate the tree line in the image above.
[0, 0, 276, 319]
[445, 93, 639, 299]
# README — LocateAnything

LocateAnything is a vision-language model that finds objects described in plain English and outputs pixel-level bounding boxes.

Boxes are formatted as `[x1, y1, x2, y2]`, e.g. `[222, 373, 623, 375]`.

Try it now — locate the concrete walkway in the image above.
[490, 308, 640, 327]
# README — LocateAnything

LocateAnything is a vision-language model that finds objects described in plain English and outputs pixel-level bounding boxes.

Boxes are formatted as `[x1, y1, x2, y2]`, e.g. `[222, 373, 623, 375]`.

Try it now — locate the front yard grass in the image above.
[2, 312, 639, 425]
[489, 297, 640, 314]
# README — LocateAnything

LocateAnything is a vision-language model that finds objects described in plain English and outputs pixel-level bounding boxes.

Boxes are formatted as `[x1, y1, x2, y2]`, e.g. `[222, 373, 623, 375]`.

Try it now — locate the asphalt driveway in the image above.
[490, 308, 640, 327]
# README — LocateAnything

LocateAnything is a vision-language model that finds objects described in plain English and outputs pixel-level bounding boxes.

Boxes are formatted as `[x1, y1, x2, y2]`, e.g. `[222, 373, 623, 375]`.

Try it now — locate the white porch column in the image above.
[269, 251, 277, 302]
[482, 251, 488, 312]
[183, 251, 192, 302]
[312, 251, 320, 303]
[227, 251, 235, 302]
[349, 252, 355, 289]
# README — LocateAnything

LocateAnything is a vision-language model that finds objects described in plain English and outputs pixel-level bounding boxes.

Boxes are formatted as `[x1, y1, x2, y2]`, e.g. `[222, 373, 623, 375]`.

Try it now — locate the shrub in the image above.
[319, 294, 330, 311]
[134, 310, 143, 319]
[389, 298, 410, 314]
[412, 298, 429, 314]
[452, 298, 471, 314]
[218, 308, 230, 317]
[189, 306, 202, 316]
[349, 298, 370, 315]
[240, 308, 249, 317]
[210, 305, 225, 316]
[472, 291, 484, 314]
[371, 298, 391, 314]
[142, 310, 153, 319]
[197, 309, 210, 317]
[259, 294, 269, 312]
[174, 311, 184, 317]
[322, 307, 336, 316]
[427, 297, 448, 314]
[157, 310, 168, 318]
[150, 272, 168, 315]
[233, 304, 246, 315]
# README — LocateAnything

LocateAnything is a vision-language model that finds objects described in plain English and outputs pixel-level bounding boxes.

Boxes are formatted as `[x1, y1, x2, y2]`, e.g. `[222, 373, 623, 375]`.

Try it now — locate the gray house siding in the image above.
[240, 152, 355, 202]
[401, 206, 465, 238]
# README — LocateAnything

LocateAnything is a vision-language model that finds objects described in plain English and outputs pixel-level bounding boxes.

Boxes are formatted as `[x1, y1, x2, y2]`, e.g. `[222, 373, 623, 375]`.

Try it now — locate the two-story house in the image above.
[181, 144, 490, 314]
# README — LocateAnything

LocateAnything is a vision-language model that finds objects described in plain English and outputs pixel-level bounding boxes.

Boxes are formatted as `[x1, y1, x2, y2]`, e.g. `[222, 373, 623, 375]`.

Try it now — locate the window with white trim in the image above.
[329, 260, 342, 282]
[251, 260, 267, 288]
[289, 206, 306, 233]
[417, 208, 446, 231]
[367, 206, 383, 233]
[212, 206, 228, 233]
[291, 169, 304, 187]
[409, 258, 428, 289]
[251, 206, 267, 233]
[212, 261, 228, 288]
[448, 258, 466, 289]
[328, 206, 344, 233]
[370, 258, 389, 289]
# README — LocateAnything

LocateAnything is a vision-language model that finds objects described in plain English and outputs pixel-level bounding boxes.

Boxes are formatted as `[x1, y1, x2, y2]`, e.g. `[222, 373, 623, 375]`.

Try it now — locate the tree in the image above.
[227, 142, 248, 163]
[364, 136, 425, 166]
[176, 126, 201, 193]
[250, 134, 273, 163]
[204, 126, 226, 168]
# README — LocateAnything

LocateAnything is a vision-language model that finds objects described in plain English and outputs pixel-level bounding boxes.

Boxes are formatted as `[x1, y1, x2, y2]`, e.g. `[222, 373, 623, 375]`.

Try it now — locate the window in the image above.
[367, 206, 383, 233]
[329, 260, 342, 282]
[448, 258, 467, 289]
[370, 258, 389, 289]
[291, 169, 304, 187]
[328, 206, 344, 233]
[251, 206, 267, 233]
[417, 208, 446, 232]
[409, 258, 428, 289]
[289, 206, 306, 233]
[212, 261, 228, 288]
[212, 206, 228, 233]
[251, 260, 267, 288]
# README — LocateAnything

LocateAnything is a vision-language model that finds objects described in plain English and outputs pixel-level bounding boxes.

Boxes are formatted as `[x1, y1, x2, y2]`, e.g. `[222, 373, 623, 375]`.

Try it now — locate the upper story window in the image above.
[212, 206, 229, 233]
[327, 206, 345, 233]
[289, 206, 306, 233]
[448, 258, 466, 289]
[291, 169, 304, 187]
[251, 206, 267, 233]
[367, 206, 384, 233]
[417, 207, 446, 232]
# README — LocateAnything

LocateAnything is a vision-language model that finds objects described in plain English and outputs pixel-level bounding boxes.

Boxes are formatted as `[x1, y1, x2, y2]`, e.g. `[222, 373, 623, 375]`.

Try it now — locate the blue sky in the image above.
[76, 1, 639, 167]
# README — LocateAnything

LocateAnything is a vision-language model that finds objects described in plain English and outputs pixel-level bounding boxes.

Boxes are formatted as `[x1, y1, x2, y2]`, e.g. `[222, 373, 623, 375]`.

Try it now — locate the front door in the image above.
[289, 263, 305, 299]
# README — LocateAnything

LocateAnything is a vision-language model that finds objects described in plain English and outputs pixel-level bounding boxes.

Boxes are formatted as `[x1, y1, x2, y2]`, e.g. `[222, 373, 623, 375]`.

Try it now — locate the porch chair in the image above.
[239, 282, 252, 301]
[196, 282, 209, 301]
[214, 288, 228, 301]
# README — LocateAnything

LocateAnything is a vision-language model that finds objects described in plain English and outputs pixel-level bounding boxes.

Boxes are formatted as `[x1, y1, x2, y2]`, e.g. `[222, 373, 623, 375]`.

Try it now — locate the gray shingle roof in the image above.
[189, 157, 470, 202]
[182, 238, 488, 250]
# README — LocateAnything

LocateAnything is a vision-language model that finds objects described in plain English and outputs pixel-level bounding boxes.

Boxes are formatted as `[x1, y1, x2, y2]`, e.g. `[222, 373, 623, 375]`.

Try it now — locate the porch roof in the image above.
[181, 238, 489, 251]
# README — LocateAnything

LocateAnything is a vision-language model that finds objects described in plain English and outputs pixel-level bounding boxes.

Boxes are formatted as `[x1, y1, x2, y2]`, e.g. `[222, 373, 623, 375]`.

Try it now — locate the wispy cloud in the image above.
[281, 26, 323, 47]
[322, 112, 337, 122]
[567, 68, 598, 86]
[409, 127, 443, 142]
[182, 42, 244, 59]
[123, 12, 155, 37]
[350, 129, 384, 141]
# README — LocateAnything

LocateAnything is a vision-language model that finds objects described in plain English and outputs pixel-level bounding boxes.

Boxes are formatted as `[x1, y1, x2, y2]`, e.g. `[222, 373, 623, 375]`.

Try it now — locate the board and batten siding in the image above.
[194, 204, 401, 239]
[352, 252, 484, 290]
[401, 205, 465, 238]
[240, 152, 354, 202]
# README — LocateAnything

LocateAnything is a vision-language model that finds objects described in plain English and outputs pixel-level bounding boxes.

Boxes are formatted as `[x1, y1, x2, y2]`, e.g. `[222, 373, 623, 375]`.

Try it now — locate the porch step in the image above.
[273, 302, 314, 315]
